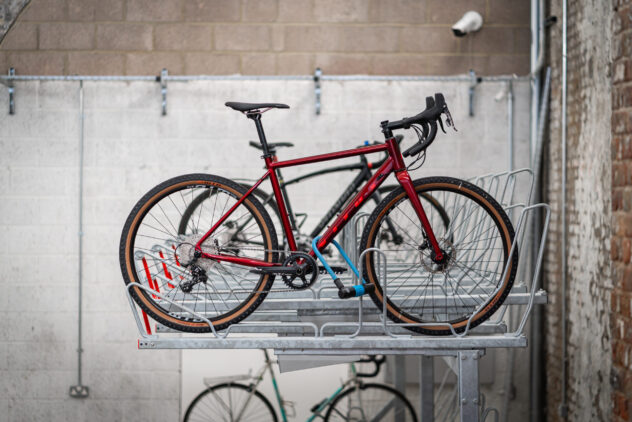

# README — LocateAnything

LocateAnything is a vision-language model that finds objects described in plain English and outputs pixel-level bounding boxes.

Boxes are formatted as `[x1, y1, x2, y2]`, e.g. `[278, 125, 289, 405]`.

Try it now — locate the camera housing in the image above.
[452, 11, 484, 37]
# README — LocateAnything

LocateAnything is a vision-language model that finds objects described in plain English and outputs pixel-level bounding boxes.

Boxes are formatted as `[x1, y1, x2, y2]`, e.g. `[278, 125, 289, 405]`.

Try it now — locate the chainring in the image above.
[281, 252, 318, 290]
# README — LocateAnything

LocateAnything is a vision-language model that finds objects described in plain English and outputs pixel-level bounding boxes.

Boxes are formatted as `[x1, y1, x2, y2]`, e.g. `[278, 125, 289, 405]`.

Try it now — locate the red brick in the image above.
[624, 265, 632, 291]
[624, 189, 632, 212]
[127, 0, 183, 21]
[614, 59, 632, 83]
[614, 188, 624, 211]
[614, 84, 632, 109]
[624, 238, 632, 264]
[243, 0, 278, 22]
[613, 236, 622, 261]
[614, 6, 632, 34]
[183, 0, 241, 22]
[613, 110, 632, 134]
[614, 391, 630, 420]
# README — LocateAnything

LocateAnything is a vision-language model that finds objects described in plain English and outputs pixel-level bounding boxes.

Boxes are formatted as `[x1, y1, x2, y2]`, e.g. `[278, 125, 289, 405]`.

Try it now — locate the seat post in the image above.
[247, 113, 272, 157]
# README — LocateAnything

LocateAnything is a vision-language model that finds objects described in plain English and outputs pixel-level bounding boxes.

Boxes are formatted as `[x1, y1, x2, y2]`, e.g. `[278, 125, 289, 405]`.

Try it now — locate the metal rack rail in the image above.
[123, 169, 549, 422]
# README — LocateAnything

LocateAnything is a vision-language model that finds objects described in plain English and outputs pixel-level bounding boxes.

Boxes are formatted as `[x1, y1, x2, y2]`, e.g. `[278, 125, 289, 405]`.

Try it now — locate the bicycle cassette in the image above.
[281, 252, 318, 290]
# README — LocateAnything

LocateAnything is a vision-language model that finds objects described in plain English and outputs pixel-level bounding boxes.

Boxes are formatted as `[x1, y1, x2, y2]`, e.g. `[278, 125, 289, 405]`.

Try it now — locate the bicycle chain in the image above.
[185, 245, 347, 295]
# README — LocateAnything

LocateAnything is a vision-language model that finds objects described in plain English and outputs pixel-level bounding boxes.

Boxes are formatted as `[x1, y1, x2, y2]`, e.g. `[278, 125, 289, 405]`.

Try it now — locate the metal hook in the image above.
[8, 68, 15, 115]
[314, 67, 322, 115]
[159, 68, 168, 116]
[468, 69, 482, 117]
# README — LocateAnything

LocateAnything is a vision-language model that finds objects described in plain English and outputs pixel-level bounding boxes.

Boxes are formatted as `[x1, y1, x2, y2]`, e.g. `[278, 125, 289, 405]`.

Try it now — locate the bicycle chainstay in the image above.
[191, 245, 348, 295]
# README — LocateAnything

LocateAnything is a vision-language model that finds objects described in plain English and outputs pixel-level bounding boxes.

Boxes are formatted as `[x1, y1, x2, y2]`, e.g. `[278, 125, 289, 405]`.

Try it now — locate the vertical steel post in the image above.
[393, 355, 406, 422]
[419, 355, 435, 421]
[458, 350, 480, 422]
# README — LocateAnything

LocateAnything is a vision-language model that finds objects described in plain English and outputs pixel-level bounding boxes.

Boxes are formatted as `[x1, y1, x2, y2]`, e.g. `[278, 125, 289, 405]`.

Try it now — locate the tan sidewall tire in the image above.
[361, 176, 517, 335]
[119, 174, 278, 333]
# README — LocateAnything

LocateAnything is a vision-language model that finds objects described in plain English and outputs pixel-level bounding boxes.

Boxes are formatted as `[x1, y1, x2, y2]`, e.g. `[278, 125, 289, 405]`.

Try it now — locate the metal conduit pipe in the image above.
[68, 81, 89, 398]
[560, 0, 568, 418]
[0, 73, 530, 83]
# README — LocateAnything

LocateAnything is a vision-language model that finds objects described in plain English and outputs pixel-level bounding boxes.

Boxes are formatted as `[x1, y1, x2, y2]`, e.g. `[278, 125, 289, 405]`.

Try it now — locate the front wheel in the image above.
[183, 383, 278, 422]
[324, 383, 418, 421]
[361, 176, 518, 335]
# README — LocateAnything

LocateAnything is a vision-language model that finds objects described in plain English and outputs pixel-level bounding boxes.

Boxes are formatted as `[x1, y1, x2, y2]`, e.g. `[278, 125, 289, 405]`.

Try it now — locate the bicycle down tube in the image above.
[194, 136, 445, 266]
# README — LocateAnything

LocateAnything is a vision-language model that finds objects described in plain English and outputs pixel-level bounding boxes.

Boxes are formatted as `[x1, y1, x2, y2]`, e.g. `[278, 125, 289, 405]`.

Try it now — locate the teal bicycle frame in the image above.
[247, 350, 360, 422]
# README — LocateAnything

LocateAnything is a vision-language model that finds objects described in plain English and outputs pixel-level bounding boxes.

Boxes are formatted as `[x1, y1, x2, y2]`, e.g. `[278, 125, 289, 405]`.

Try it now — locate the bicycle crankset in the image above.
[281, 252, 318, 290]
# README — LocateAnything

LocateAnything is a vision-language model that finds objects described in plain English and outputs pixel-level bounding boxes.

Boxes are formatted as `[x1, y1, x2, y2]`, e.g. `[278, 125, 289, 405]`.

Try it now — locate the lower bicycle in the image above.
[183, 350, 418, 422]
[120, 93, 518, 335]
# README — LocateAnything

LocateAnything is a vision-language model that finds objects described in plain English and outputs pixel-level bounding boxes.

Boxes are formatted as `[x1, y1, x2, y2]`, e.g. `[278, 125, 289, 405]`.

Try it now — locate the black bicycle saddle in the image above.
[225, 102, 290, 112]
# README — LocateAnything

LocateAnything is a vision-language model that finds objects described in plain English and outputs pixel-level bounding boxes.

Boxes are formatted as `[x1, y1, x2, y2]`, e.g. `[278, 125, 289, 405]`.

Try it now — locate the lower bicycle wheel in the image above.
[361, 176, 517, 335]
[324, 383, 418, 422]
[119, 173, 278, 333]
[184, 383, 278, 422]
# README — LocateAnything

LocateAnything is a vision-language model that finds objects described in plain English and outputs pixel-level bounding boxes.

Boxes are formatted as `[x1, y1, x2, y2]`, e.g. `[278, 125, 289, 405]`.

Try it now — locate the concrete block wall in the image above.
[0, 78, 529, 421]
[543, 0, 614, 421]
[0, 0, 530, 76]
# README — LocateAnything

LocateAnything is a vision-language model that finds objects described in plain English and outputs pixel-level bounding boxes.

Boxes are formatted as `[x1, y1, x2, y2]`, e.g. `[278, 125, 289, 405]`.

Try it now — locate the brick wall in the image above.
[611, 0, 632, 420]
[543, 0, 614, 421]
[0, 0, 530, 76]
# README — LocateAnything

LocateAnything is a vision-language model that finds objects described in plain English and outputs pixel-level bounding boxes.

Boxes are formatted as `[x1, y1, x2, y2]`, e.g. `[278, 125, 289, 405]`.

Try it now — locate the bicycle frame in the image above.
[195, 136, 445, 266]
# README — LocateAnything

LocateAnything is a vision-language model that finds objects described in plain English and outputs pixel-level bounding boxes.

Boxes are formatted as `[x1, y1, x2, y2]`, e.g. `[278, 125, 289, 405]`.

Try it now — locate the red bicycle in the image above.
[119, 93, 518, 335]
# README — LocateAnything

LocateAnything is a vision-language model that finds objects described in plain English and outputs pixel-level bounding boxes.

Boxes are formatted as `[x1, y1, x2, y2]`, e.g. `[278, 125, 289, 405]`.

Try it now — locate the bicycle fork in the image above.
[395, 170, 445, 262]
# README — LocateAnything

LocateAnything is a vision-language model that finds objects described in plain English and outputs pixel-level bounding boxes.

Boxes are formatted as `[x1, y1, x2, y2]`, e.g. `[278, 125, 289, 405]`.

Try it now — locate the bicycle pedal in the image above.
[319, 265, 347, 275]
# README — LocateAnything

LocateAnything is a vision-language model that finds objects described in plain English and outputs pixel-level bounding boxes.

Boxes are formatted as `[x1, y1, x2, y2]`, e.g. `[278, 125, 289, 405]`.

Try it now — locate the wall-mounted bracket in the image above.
[69, 385, 89, 398]
[314, 67, 322, 115]
[468, 69, 482, 117]
[6, 67, 15, 114]
[159, 68, 168, 116]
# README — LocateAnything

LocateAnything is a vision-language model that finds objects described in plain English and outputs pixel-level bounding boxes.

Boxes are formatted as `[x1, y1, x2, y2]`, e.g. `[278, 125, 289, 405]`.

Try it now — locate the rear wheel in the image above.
[361, 176, 517, 335]
[119, 173, 278, 333]
[183, 383, 278, 422]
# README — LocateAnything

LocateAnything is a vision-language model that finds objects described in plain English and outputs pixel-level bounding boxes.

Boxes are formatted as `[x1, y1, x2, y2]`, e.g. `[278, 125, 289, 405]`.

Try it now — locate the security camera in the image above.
[452, 11, 483, 37]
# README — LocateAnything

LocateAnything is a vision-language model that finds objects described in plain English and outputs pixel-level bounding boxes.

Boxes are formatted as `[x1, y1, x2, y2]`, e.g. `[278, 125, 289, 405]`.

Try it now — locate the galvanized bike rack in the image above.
[124, 170, 549, 422]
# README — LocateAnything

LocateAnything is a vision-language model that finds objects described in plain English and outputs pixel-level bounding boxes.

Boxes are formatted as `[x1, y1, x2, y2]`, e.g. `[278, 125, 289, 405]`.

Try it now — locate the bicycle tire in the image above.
[120, 173, 278, 333]
[183, 382, 278, 422]
[324, 383, 418, 422]
[361, 176, 517, 335]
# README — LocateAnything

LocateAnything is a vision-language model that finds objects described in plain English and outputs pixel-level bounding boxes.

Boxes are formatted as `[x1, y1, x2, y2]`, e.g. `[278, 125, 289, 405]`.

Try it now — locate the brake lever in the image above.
[443, 105, 458, 132]
[438, 116, 446, 134]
